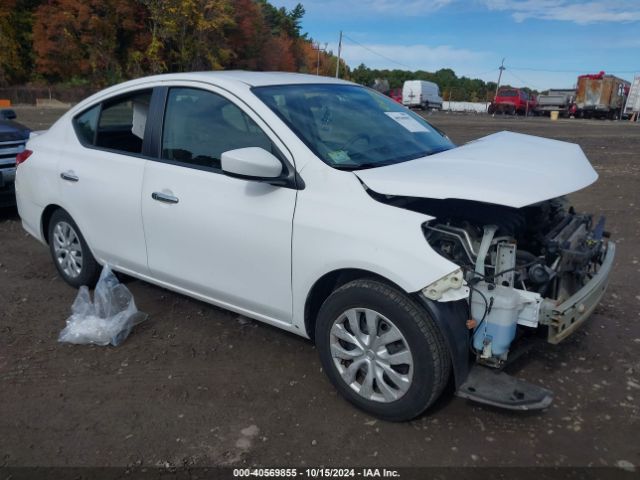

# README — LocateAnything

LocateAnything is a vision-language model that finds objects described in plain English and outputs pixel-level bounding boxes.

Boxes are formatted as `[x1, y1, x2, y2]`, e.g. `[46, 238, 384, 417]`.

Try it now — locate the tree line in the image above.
[1, 0, 522, 102]
[0, 0, 343, 87]
[352, 64, 516, 102]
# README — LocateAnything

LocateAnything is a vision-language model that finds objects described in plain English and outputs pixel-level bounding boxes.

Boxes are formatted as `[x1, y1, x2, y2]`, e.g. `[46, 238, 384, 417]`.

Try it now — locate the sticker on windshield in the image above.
[328, 150, 351, 163]
[384, 112, 430, 133]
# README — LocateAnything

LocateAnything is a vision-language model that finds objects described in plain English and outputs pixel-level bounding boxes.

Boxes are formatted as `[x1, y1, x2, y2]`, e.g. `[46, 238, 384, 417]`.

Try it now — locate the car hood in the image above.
[354, 131, 598, 208]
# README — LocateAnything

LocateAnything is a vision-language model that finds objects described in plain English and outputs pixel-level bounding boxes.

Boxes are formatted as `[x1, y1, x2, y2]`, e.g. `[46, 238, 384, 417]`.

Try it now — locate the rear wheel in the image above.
[48, 209, 100, 288]
[316, 279, 451, 421]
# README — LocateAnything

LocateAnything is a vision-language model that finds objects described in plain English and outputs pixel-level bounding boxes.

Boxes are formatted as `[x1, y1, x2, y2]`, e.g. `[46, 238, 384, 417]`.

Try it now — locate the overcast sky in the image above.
[271, 0, 640, 90]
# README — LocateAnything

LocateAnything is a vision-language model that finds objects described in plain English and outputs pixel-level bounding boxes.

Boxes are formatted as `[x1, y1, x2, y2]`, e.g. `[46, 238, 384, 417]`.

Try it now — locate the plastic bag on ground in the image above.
[58, 265, 148, 346]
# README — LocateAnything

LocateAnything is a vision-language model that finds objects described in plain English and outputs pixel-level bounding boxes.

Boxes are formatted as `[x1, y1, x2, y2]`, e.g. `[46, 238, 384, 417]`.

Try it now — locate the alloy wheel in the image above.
[52, 221, 83, 278]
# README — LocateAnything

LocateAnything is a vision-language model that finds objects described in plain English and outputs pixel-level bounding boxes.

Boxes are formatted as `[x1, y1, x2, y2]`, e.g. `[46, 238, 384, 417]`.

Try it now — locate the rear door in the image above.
[140, 85, 297, 323]
[59, 88, 155, 273]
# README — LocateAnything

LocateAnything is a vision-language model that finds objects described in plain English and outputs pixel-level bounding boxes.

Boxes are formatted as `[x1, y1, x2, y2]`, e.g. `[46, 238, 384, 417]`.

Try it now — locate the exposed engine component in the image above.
[368, 194, 609, 367]
[528, 263, 553, 285]
[425, 200, 608, 367]
[420, 197, 605, 300]
[366, 190, 610, 366]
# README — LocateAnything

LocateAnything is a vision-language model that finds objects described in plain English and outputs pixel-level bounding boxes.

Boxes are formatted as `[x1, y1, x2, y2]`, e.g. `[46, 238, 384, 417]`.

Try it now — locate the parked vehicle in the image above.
[372, 78, 390, 94]
[388, 88, 402, 104]
[535, 89, 575, 117]
[16, 72, 614, 420]
[575, 71, 629, 119]
[0, 109, 30, 207]
[488, 87, 536, 115]
[402, 80, 443, 110]
[623, 75, 640, 120]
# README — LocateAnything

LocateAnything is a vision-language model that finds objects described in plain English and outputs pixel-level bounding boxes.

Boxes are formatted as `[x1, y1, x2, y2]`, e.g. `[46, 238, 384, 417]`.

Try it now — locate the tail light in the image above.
[16, 149, 33, 166]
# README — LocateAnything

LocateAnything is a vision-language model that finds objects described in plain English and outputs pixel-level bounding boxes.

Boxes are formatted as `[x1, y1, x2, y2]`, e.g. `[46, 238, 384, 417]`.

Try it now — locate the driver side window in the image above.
[161, 88, 272, 170]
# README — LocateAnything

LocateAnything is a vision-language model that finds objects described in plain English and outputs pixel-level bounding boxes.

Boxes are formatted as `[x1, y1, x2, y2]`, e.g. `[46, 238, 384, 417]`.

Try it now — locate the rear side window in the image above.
[73, 105, 100, 145]
[72, 89, 152, 155]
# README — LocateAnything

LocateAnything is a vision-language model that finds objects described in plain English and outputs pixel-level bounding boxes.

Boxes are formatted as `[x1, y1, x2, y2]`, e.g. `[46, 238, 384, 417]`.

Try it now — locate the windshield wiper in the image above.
[332, 165, 366, 171]
[332, 162, 386, 171]
[331, 145, 454, 171]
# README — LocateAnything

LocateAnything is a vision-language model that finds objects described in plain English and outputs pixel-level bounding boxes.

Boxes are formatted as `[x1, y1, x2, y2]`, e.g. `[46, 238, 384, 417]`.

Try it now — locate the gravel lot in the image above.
[1, 107, 639, 470]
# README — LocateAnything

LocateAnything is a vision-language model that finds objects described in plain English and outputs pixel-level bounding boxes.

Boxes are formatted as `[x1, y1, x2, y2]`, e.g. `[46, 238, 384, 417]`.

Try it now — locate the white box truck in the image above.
[402, 80, 443, 110]
[623, 75, 640, 120]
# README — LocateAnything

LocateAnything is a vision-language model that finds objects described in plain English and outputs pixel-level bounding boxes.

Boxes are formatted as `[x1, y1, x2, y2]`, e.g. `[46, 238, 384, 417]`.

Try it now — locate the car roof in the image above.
[120, 70, 354, 88]
[187, 70, 353, 87]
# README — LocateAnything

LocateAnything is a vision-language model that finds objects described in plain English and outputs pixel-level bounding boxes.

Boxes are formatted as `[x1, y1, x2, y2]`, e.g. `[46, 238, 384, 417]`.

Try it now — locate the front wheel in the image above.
[316, 279, 451, 421]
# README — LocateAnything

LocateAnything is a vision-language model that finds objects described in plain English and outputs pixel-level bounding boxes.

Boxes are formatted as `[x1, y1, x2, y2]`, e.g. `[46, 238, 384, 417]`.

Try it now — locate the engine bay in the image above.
[371, 192, 611, 367]
[418, 197, 608, 298]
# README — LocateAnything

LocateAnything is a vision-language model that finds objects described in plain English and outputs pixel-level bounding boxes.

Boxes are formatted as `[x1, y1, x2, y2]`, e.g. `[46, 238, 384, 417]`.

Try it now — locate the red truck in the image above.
[488, 87, 537, 115]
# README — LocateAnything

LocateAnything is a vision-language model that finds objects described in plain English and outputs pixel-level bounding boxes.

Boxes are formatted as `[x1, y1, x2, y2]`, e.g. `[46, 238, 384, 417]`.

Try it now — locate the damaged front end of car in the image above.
[415, 196, 614, 409]
[356, 131, 615, 411]
[423, 197, 614, 354]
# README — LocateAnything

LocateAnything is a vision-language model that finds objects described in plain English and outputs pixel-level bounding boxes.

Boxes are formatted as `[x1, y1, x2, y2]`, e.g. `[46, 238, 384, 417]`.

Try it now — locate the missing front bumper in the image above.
[541, 242, 616, 344]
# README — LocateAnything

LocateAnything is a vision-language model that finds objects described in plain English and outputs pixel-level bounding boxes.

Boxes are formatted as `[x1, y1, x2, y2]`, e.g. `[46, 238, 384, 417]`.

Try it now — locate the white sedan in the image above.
[15, 72, 614, 420]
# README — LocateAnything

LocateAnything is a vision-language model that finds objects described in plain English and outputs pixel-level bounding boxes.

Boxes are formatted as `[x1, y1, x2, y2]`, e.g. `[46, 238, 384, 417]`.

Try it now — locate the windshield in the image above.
[253, 84, 454, 170]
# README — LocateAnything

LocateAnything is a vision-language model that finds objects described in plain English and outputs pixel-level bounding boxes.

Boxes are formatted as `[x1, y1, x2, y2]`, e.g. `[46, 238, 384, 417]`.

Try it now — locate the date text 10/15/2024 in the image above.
[233, 468, 401, 478]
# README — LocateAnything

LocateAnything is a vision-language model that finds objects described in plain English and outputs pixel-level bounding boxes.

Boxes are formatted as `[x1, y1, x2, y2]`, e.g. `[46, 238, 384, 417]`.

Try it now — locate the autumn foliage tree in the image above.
[32, 0, 147, 85]
[227, 0, 269, 70]
[0, 0, 38, 85]
[139, 0, 234, 73]
[1, 0, 341, 87]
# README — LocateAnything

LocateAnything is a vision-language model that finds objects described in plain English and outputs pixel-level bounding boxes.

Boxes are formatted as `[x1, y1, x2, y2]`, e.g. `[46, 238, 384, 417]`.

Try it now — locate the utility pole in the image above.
[312, 42, 327, 76]
[335, 30, 343, 78]
[494, 58, 506, 99]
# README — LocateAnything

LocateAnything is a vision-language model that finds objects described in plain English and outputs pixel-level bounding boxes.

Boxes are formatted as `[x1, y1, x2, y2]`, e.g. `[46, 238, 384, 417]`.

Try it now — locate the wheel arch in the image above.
[41, 203, 64, 244]
[304, 268, 471, 389]
[304, 268, 405, 343]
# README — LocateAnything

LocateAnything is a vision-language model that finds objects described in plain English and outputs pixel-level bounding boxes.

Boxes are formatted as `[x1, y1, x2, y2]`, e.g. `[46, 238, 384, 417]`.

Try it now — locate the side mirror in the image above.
[1, 109, 17, 120]
[221, 147, 283, 181]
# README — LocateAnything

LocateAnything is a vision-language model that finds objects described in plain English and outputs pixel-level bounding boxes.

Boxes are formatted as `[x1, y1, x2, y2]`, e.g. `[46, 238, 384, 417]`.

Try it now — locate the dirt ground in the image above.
[1, 107, 639, 470]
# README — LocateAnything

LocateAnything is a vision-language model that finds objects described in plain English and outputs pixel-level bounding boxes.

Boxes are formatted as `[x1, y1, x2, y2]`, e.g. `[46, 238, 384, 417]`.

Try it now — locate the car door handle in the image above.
[151, 192, 179, 204]
[60, 171, 79, 182]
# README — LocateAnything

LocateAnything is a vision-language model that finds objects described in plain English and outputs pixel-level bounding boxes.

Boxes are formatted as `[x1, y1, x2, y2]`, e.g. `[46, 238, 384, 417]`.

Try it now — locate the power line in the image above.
[506, 69, 531, 86]
[336, 37, 638, 81]
[510, 66, 639, 74]
[341, 36, 500, 80]
[460, 68, 499, 78]
[341, 34, 415, 70]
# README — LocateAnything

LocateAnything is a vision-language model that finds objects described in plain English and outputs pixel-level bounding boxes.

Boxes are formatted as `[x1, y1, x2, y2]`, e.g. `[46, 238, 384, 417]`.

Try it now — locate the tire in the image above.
[48, 209, 100, 288]
[315, 279, 451, 421]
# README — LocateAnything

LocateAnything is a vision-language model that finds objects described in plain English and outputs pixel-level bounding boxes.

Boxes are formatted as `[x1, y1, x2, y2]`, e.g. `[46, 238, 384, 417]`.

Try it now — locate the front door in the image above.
[141, 86, 296, 323]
